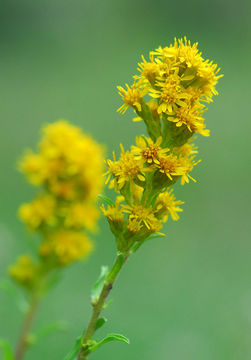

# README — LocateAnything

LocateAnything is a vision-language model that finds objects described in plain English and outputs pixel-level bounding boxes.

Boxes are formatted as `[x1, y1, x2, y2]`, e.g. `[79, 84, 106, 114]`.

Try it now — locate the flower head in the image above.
[105, 144, 146, 190]
[131, 136, 169, 165]
[155, 189, 184, 221]
[158, 154, 186, 180]
[123, 204, 162, 233]
[168, 103, 209, 136]
[117, 83, 146, 114]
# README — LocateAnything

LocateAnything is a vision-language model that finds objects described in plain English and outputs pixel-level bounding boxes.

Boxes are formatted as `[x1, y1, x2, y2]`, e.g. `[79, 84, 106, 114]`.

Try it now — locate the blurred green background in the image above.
[0, 0, 251, 359]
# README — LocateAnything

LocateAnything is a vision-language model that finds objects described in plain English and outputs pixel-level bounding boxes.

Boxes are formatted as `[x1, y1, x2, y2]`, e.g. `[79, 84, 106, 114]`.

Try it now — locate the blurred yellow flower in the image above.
[19, 194, 56, 230]
[40, 230, 93, 265]
[8, 255, 38, 288]
[16, 120, 104, 273]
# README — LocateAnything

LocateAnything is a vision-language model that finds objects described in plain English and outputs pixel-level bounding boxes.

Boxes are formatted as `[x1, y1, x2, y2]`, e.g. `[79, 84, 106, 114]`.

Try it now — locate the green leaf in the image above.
[63, 335, 82, 360]
[91, 266, 109, 304]
[88, 333, 129, 353]
[103, 299, 113, 310]
[97, 194, 115, 207]
[0, 339, 14, 360]
[95, 317, 107, 332]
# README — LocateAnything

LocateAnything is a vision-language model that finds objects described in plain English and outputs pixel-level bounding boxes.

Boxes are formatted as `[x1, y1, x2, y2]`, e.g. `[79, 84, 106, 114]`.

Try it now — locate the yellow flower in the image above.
[101, 197, 124, 225]
[167, 103, 210, 136]
[123, 204, 162, 233]
[103, 38, 222, 247]
[158, 154, 186, 180]
[8, 255, 38, 288]
[131, 136, 169, 165]
[40, 230, 93, 265]
[179, 155, 201, 185]
[19, 194, 56, 230]
[19, 152, 47, 186]
[20, 120, 104, 201]
[136, 54, 158, 85]
[117, 83, 146, 114]
[105, 144, 146, 190]
[174, 142, 198, 158]
[155, 189, 184, 221]
[197, 60, 223, 101]
[149, 72, 189, 114]
[64, 202, 99, 231]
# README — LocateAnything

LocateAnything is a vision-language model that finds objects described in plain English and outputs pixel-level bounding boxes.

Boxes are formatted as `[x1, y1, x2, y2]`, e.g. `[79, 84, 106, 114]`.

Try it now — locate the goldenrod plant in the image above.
[2, 121, 104, 360]
[67, 38, 222, 360]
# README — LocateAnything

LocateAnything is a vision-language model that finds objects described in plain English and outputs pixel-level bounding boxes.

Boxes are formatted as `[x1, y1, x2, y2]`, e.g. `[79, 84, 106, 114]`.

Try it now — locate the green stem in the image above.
[77, 253, 128, 360]
[15, 295, 39, 360]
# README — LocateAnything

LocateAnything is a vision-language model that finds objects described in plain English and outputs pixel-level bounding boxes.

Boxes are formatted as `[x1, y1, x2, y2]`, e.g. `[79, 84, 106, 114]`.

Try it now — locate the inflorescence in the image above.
[9, 120, 104, 289]
[102, 37, 222, 253]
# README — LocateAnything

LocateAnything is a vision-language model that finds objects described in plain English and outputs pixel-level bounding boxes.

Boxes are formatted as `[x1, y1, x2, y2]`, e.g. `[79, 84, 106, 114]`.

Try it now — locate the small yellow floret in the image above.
[131, 136, 169, 165]
[123, 204, 162, 233]
[117, 83, 146, 114]
[155, 189, 184, 221]
[105, 145, 146, 190]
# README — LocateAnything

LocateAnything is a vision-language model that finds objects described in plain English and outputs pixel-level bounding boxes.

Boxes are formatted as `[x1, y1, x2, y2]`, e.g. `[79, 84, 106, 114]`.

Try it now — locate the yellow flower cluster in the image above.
[8, 255, 39, 289]
[9, 120, 104, 287]
[20, 120, 103, 201]
[102, 38, 221, 253]
[118, 37, 222, 140]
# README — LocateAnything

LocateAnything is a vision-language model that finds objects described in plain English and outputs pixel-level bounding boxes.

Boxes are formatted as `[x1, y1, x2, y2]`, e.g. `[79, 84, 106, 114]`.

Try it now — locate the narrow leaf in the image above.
[97, 194, 115, 207]
[103, 299, 113, 310]
[91, 266, 109, 304]
[63, 335, 82, 360]
[95, 317, 107, 332]
[88, 333, 129, 353]
[0, 339, 14, 360]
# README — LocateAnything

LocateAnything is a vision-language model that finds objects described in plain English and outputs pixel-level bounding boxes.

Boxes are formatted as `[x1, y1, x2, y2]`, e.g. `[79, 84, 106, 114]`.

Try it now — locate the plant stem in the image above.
[15, 295, 39, 360]
[77, 252, 128, 360]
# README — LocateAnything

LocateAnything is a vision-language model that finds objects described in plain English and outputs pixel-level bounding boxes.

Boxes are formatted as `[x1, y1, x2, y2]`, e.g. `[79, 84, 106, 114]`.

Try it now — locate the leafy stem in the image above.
[77, 252, 128, 360]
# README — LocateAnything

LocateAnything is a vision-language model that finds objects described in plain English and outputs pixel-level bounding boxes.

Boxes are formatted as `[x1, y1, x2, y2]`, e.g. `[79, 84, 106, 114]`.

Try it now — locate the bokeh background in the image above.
[0, 0, 251, 359]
